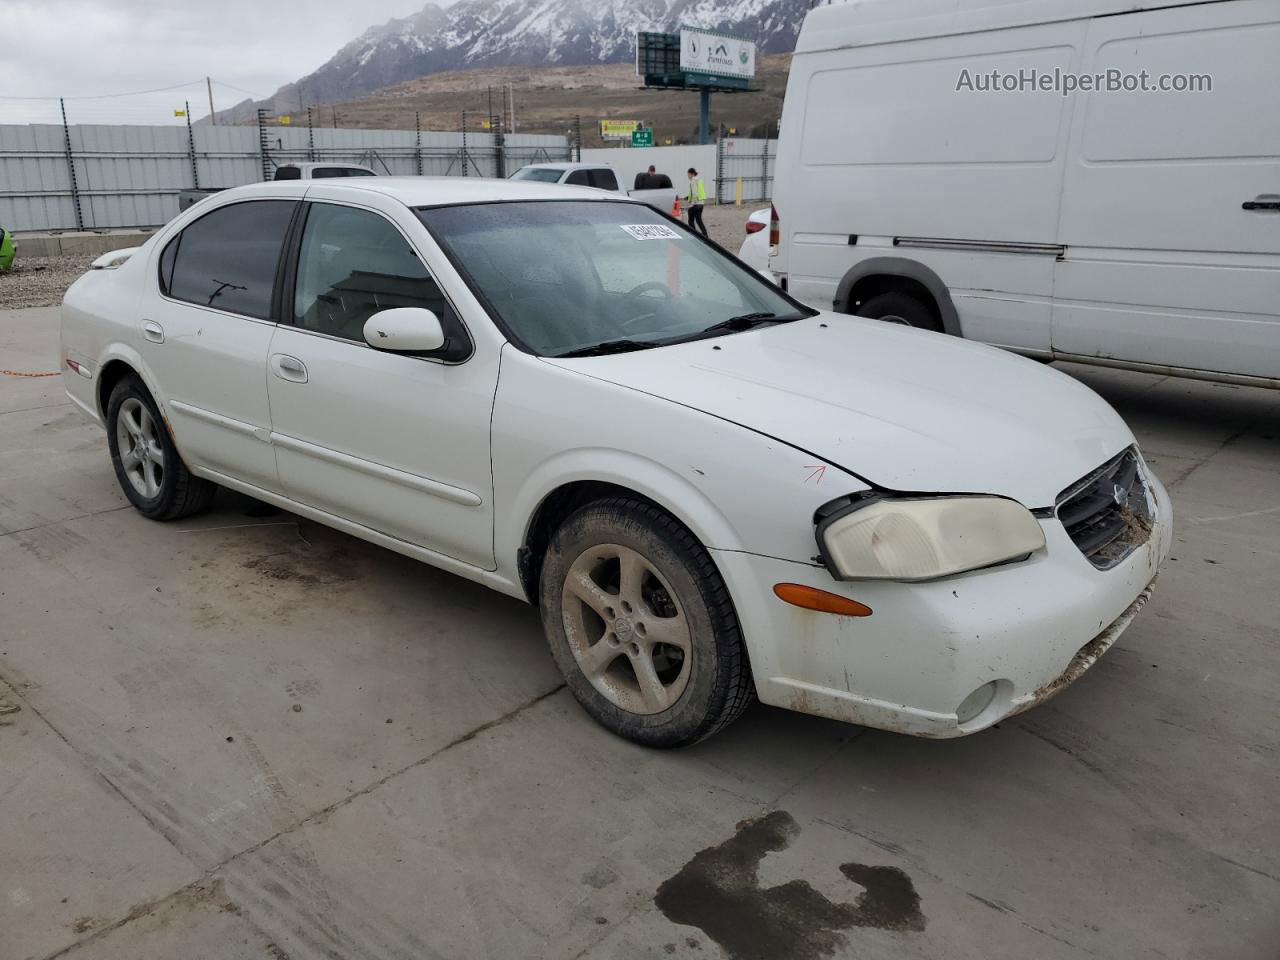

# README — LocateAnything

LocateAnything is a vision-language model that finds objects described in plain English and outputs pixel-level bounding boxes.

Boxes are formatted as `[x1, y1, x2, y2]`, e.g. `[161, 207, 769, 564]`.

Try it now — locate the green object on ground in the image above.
[0, 227, 15, 272]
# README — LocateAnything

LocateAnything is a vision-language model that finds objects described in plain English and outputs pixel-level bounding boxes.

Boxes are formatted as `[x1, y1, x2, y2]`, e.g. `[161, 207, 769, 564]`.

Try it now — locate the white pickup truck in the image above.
[509, 162, 678, 214]
[177, 162, 377, 212]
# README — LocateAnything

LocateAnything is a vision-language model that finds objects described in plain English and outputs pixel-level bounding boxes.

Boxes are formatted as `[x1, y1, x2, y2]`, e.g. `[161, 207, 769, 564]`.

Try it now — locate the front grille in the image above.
[1056, 448, 1153, 570]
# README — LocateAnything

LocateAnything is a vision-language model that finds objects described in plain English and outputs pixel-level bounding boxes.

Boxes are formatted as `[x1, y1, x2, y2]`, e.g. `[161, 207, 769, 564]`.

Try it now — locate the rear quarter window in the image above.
[164, 200, 297, 319]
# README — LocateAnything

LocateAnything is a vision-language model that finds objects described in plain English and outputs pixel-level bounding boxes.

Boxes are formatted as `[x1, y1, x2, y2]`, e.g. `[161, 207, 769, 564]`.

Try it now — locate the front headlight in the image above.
[816, 495, 1046, 581]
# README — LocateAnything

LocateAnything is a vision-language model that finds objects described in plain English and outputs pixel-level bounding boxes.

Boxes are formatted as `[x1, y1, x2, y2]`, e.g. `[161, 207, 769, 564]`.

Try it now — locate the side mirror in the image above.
[364, 307, 446, 353]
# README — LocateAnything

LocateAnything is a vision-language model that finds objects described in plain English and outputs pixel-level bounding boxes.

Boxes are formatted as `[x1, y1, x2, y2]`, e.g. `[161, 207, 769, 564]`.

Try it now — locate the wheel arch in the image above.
[508, 455, 744, 606]
[835, 257, 962, 336]
[92, 346, 177, 448]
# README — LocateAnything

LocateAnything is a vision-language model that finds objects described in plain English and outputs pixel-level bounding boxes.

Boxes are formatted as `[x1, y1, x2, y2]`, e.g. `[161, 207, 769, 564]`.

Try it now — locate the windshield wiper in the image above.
[556, 339, 658, 358]
[701, 312, 797, 334]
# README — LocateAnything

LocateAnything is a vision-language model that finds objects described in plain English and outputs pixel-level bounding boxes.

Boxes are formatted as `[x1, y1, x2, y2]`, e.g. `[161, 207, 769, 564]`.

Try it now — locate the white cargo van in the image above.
[772, 0, 1279, 388]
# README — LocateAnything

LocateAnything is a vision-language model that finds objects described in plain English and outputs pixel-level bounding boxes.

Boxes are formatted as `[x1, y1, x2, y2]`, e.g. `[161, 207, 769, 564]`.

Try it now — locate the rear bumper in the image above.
[713, 468, 1172, 737]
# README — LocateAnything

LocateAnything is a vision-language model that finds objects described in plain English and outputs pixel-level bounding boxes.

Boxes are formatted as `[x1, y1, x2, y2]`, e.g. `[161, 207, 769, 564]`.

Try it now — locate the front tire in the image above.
[106, 374, 215, 520]
[539, 497, 754, 747]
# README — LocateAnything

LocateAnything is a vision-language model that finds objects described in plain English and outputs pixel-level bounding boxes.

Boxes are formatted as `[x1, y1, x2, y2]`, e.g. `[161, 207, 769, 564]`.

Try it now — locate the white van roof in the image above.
[797, 0, 1230, 52]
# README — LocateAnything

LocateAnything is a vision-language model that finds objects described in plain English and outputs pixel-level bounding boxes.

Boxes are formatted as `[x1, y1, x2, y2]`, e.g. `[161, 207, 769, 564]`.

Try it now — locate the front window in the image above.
[293, 203, 458, 342]
[510, 167, 565, 183]
[417, 200, 810, 357]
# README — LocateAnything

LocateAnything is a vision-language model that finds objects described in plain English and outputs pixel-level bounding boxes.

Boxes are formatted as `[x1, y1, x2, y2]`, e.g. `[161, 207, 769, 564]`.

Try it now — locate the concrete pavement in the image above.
[2, 305, 1277, 960]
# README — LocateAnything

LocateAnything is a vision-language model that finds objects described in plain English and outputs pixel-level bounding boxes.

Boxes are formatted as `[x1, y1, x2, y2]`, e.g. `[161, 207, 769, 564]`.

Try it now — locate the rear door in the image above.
[264, 195, 498, 568]
[1053, 0, 1280, 378]
[145, 198, 297, 491]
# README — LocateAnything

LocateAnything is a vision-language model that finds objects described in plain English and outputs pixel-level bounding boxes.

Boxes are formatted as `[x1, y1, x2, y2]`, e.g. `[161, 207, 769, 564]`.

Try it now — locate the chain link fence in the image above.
[0, 104, 576, 233]
[714, 136, 778, 205]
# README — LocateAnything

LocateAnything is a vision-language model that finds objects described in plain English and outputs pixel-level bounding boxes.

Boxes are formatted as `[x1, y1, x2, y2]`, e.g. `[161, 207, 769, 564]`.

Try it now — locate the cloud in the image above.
[2, 0, 435, 123]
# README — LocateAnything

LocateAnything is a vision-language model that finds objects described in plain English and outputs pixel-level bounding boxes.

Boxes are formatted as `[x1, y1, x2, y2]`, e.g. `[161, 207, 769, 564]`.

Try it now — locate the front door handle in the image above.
[142, 320, 164, 343]
[1243, 195, 1280, 212]
[271, 353, 308, 383]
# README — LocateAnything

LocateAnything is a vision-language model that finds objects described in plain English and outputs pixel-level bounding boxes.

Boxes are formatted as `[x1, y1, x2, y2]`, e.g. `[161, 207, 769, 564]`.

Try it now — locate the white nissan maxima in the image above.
[61, 178, 1171, 746]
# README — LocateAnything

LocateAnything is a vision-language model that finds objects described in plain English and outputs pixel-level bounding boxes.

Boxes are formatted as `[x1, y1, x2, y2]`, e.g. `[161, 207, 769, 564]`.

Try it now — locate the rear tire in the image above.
[856, 291, 942, 332]
[539, 497, 754, 747]
[106, 374, 215, 521]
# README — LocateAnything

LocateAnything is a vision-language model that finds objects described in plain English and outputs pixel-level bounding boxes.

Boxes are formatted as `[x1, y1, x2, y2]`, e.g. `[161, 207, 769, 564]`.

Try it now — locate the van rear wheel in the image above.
[857, 291, 942, 332]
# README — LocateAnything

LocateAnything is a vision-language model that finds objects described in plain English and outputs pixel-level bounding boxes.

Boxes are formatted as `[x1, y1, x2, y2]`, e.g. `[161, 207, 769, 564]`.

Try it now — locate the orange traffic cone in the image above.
[672, 196, 681, 218]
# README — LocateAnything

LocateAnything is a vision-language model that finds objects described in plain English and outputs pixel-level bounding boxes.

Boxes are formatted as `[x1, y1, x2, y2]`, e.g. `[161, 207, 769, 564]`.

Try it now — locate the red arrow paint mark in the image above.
[804, 464, 827, 485]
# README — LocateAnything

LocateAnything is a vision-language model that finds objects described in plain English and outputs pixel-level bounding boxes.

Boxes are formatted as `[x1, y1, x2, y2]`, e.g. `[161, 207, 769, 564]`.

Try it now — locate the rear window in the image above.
[590, 169, 619, 191]
[163, 200, 296, 319]
[313, 167, 376, 178]
[273, 166, 302, 181]
[511, 167, 565, 183]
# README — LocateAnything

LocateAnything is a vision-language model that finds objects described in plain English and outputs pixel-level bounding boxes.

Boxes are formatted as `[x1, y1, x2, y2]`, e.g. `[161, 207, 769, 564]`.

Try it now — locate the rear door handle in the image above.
[1243, 195, 1280, 212]
[271, 353, 308, 383]
[142, 320, 164, 343]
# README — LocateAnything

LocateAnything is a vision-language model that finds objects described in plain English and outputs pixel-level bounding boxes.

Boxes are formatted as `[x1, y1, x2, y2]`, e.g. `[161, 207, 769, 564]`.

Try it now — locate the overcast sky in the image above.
[3, 0, 446, 124]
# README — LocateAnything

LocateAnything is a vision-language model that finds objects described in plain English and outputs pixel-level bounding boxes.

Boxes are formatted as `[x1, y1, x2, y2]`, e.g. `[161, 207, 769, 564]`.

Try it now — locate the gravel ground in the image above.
[0, 254, 94, 310]
[700, 202, 758, 251]
[0, 204, 760, 312]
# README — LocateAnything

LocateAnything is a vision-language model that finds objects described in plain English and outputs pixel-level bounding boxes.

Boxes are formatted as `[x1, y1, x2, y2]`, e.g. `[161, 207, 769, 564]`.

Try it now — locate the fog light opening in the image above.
[956, 681, 998, 725]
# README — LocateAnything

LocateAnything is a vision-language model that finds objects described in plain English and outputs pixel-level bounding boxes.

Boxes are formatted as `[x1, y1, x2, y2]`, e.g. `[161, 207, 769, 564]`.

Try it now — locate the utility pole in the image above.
[508, 83, 516, 135]
[185, 100, 199, 189]
[206, 77, 217, 125]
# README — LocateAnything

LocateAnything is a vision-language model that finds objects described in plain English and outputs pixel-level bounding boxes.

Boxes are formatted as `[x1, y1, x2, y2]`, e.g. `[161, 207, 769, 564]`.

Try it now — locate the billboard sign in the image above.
[679, 28, 755, 81]
[600, 119, 640, 140]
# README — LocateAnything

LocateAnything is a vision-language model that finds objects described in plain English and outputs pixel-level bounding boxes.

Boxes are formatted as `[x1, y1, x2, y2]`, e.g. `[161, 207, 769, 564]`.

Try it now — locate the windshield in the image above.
[417, 200, 810, 357]
[510, 167, 565, 183]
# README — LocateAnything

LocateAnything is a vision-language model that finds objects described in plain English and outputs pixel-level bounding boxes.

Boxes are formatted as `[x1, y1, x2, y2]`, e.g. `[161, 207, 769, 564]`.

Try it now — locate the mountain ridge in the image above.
[210, 0, 809, 125]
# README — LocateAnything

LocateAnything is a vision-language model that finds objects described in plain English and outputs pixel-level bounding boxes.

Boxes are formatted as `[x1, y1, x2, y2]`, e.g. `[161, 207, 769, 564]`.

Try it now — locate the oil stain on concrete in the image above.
[655, 810, 924, 960]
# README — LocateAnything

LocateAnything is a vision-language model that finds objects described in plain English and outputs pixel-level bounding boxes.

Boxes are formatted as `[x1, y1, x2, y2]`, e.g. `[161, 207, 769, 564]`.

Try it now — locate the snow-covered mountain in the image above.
[217, 0, 810, 121]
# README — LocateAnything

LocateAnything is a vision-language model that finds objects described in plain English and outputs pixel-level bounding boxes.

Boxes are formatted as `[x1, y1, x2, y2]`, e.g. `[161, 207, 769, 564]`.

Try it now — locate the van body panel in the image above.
[1052, 1, 1280, 376]
[775, 0, 1278, 385]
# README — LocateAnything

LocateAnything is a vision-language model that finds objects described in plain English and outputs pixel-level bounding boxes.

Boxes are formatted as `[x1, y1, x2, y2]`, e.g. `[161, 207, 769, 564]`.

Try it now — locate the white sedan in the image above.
[61, 177, 1171, 746]
[737, 206, 772, 273]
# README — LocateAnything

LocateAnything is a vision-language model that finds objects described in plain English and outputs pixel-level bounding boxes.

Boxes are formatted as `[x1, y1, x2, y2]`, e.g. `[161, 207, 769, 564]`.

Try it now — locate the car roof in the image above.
[216, 176, 628, 207]
[799, 0, 1229, 52]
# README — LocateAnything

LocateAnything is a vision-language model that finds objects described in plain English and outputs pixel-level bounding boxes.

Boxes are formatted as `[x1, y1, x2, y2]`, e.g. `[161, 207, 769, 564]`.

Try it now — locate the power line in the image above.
[211, 80, 269, 100]
[0, 79, 207, 102]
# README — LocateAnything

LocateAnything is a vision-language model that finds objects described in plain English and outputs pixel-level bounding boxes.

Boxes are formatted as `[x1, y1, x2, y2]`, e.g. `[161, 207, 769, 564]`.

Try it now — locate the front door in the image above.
[265, 199, 498, 569]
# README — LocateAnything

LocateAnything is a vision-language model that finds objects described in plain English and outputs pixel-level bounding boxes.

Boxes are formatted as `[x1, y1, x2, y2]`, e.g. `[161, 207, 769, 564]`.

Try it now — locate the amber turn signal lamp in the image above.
[772, 583, 872, 617]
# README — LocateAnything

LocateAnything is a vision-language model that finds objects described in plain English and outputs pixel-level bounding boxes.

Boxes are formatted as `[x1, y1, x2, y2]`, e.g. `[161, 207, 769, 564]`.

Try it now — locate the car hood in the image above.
[546, 314, 1134, 508]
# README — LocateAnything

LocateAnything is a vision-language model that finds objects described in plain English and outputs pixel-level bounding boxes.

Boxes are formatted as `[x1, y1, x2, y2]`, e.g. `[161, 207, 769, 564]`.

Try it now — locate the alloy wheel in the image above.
[561, 543, 692, 715]
[115, 397, 165, 499]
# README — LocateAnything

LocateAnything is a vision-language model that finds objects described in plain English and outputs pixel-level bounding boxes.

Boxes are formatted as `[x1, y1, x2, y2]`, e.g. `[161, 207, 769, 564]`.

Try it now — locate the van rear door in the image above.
[1053, 0, 1280, 380]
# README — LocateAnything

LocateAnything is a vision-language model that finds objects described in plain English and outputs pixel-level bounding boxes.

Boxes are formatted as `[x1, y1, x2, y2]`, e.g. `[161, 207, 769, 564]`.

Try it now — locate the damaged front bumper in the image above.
[710, 463, 1173, 738]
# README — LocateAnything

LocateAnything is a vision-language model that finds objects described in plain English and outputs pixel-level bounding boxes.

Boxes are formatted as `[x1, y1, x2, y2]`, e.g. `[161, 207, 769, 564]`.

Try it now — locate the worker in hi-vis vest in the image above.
[685, 168, 708, 237]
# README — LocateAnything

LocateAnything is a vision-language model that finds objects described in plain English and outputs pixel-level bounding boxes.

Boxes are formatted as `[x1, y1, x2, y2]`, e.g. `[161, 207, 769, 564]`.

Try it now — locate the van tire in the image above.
[539, 497, 754, 747]
[856, 291, 942, 332]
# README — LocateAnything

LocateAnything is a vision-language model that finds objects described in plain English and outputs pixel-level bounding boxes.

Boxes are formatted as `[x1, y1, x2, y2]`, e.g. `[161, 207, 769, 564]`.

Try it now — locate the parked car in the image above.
[737, 207, 772, 273]
[178, 163, 377, 211]
[0, 224, 14, 272]
[60, 177, 1171, 746]
[510, 162, 678, 214]
[772, 0, 1280, 389]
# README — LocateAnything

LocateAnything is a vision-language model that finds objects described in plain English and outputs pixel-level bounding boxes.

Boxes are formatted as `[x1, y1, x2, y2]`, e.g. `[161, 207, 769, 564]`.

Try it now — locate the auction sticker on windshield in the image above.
[620, 224, 681, 241]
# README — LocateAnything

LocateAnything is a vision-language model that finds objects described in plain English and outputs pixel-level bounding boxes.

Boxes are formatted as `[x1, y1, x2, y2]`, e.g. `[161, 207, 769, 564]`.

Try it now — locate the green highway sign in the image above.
[631, 128, 654, 147]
